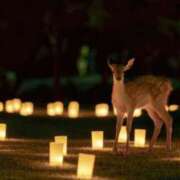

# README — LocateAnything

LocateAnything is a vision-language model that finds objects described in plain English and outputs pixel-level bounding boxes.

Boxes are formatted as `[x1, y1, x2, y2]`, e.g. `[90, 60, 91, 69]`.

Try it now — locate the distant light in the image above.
[95, 103, 109, 117]
[68, 101, 79, 118]
[20, 102, 34, 116]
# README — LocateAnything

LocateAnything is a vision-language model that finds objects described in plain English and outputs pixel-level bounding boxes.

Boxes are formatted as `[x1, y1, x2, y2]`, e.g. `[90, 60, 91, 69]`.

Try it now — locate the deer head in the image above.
[108, 58, 135, 81]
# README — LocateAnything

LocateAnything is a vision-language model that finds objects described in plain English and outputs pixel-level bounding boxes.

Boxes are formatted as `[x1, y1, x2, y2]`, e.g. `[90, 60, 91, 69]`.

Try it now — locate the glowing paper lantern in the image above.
[0, 123, 6, 140]
[118, 126, 127, 143]
[77, 153, 95, 179]
[95, 103, 109, 117]
[12, 98, 22, 112]
[47, 103, 56, 116]
[168, 104, 179, 112]
[134, 129, 146, 147]
[54, 136, 67, 155]
[49, 142, 64, 166]
[91, 131, 104, 149]
[20, 102, 34, 116]
[5, 100, 14, 113]
[0, 102, 4, 112]
[133, 109, 142, 118]
[54, 101, 64, 115]
[68, 101, 79, 118]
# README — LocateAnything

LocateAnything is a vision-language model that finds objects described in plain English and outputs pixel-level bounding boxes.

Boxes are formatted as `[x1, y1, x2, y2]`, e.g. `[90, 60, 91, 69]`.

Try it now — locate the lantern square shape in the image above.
[118, 126, 127, 143]
[91, 131, 104, 149]
[54, 136, 67, 155]
[134, 129, 146, 147]
[68, 101, 79, 118]
[95, 103, 109, 117]
[49, 142, 64, 166]
[77, 153, 95, 179]
[0, 123, 6, 140]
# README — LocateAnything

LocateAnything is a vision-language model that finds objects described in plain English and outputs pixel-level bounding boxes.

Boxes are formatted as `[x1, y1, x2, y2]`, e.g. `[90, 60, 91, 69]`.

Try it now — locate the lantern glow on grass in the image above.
[0, 102, 3, 112]
[68, 101, 79, 118]
[91, 131, 104, 149]
[77, 153, 95, 179]
[118, 126, 127, 143]
[20, 102, 34, 116]
[0, 123, 6, 140]
[134, 129, 146, 147]
[54, 136, 67, 155]
[49, 142, 64, 166]
[95, 103, 109, 117]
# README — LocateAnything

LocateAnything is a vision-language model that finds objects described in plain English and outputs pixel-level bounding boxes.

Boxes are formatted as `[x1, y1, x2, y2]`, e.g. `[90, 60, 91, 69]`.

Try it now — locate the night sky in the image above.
[0, 0, 179, 76]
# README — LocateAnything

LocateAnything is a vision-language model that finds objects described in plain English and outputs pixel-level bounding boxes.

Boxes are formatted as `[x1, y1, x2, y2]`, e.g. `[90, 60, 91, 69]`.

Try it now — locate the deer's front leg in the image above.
[113, 114, 124, 153]
[126, 110, 134, 153]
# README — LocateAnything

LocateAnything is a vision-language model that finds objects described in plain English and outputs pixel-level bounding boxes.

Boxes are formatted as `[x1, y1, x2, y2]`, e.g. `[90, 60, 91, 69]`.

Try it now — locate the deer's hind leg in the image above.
[146, 108, 163, 151]
[151, 103, 173, 151]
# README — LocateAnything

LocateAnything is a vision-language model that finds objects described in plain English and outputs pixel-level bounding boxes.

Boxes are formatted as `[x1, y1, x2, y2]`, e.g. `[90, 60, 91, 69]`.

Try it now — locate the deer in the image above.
[108, 57, 173, 154]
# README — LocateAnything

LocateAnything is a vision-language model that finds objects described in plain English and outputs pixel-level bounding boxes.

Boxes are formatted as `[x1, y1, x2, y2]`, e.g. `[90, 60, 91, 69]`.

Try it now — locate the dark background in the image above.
[0, 0, 180, 104]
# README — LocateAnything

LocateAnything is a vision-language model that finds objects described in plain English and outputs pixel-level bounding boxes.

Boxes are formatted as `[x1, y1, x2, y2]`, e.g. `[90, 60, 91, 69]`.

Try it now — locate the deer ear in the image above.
[123, 58, 135, 71]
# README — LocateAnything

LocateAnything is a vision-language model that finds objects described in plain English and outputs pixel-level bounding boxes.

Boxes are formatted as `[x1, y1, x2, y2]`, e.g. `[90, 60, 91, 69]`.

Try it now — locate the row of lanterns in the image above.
[0, 99, 34, 116]
[0, 123, 147, 179]
[0, 100, 179, 118]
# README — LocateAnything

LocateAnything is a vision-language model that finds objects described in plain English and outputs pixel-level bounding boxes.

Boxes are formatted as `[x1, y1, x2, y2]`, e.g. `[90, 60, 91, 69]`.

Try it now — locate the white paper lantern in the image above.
[168, 104, 179, 112]
[134, 129, 146, 147]
[5, 100, 14, 113]
[47, 103, 56, 116]
[77, 153, 95, 179]
[54, 101, 64, 115]
[54, 136, 67, 155]
[68, 101, 79, 118]
[0, 123, 6, 140]
[12, 98, 22, 112]
[20, 102, 34, 116]
[49, 142, 64, 166]
[91, 131, 104, 149]
[95, 103, 109, 117]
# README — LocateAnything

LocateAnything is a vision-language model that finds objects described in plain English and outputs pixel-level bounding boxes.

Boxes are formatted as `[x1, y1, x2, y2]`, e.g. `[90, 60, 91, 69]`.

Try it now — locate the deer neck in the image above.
[113, 75, 125, 91]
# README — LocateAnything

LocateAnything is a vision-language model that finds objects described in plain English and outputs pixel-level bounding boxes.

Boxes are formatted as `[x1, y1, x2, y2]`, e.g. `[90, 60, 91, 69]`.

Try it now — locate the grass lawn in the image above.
[0, 110, 180, 179]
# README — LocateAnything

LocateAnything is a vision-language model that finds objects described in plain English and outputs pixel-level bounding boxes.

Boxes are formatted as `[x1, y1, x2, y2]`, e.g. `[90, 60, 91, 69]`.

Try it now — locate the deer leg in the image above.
[126, 110, 134, 153]
[153, 104, 173, 151]
[113, 113, 124, 153]
[146, 109, 163, 151]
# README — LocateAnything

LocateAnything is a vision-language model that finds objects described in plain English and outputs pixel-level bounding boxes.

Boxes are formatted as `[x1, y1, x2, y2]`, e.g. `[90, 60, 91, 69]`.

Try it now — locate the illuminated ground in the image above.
[0, 139, 180, 180]
[0, 110, 180, 179]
